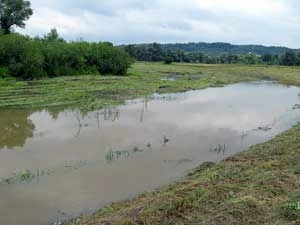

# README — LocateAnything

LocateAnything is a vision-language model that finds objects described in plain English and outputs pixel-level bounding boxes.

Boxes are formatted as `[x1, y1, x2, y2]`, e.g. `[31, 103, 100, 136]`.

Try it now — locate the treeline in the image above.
[122, 43, 300, 66]
[0, 29, 133, 80]
[161, 42, 291, 55]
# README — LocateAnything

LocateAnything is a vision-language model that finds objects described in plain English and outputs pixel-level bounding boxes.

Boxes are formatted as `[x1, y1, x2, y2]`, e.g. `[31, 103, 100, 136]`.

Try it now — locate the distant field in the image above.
[1, 62, 300, 111]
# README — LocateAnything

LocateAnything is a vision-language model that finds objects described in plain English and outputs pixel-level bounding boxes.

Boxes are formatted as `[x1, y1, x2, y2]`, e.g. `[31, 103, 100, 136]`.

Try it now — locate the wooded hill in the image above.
[134, 42, 296, 56]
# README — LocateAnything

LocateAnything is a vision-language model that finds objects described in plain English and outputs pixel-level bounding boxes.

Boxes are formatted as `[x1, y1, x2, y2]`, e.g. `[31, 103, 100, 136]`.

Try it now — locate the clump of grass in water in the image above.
[105, 146, 146, 164]
[0, 161, 89, 185]
[209, 144, 226, 155]
[0, 169, 36, 184]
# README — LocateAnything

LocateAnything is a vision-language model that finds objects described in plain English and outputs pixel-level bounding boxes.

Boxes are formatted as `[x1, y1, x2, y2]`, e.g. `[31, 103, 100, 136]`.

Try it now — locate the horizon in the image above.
[118, 41, 295, 49]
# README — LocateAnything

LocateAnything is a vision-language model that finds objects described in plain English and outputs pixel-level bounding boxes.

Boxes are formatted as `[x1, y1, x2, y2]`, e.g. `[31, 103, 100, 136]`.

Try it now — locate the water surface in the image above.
[1, 81, 300, 225]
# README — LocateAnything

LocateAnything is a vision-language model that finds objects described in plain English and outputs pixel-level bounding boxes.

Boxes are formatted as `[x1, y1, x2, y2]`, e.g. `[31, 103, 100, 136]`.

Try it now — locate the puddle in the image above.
[1, 81, 300, 225]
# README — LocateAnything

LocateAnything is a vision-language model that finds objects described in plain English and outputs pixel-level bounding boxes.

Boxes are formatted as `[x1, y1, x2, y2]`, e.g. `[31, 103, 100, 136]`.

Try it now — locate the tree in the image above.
[0, 109, 35, 149]
[43, 28, 64, 42]
[0, 0, 33, 34]
[164, 56, 173, 64]
[280, 51, 298, 66]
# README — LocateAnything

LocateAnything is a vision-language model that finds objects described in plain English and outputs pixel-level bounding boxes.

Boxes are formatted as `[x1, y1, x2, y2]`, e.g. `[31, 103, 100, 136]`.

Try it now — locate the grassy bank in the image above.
[69, 124, 300, 225]
[2, 62, 300, 111]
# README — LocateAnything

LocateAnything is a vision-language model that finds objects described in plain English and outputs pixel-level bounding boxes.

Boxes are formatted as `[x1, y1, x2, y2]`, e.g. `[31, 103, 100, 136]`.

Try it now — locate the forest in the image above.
[122, 43, 300, 66]
[161, 42, 292, 55]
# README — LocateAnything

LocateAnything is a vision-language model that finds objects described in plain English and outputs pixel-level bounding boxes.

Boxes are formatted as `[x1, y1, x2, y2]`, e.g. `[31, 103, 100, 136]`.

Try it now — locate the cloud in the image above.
[21, 0, 300, 48]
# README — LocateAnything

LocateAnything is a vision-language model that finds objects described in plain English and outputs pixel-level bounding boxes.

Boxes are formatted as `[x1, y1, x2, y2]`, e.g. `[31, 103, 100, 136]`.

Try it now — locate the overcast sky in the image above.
[22, 0, 300, 48]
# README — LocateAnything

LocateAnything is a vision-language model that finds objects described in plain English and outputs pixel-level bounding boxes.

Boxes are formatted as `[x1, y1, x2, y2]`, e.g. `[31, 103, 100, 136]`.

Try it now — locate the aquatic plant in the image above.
[0, 160, 89, 185]
[209, 144, 226, 155]
[0, 169, 36, 184]
[105, 146, 147, 164]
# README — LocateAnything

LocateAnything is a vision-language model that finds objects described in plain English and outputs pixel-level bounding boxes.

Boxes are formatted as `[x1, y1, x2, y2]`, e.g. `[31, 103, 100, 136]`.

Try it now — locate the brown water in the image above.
[1, 81, 300, 225]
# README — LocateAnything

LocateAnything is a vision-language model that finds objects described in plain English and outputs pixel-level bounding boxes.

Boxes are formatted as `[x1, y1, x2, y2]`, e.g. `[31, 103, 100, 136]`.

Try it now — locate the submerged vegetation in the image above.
[2, 62, 300, 111]
[105, 146, 147, 164]
[0, 62, 294, 110]
[0, 145, 151, 185]
[0, 161, 89, 185]
[69, 124, 300, 225]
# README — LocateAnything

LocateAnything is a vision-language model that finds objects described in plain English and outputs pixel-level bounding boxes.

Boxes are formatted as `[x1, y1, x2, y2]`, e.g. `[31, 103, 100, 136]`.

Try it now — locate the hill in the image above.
[160, 42, 293, 56]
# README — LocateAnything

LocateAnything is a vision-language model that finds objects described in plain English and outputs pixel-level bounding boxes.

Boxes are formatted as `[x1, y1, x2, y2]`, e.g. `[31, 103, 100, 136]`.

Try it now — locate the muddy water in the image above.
[1, 81, 300, 225]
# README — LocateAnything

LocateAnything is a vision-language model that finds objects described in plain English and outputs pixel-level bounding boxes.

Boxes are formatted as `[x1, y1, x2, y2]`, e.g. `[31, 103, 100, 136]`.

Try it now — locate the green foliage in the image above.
[0, 34, 45, 79]
[285, 202, 300, 210]
[245, 53, 260, 64]
[164, 56, 173, 64]
[161, 42, 290, 55]
[0, 32, 133, 79]
[123, 43, 300, 67]
[280, 195, 300, 221]
[124, 43, 165, 61]
[280, 50, 299, 66]
[261, 53, 279, 65]
[0, 0, 33, 34]
[1, 169, 35, 184]
[43, 28, 65, 42]
[0, 66, 9, 78]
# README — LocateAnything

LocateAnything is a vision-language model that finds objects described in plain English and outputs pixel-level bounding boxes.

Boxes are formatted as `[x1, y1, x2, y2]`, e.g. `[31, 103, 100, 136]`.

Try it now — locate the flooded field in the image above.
[1, 81, 300, 225]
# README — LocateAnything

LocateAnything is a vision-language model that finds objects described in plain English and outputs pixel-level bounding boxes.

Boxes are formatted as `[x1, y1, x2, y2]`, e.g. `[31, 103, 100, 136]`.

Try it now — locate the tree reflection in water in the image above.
[0, 106, 122, 148]
[0, 109, 35, 149]
[73, 106, 121, 138]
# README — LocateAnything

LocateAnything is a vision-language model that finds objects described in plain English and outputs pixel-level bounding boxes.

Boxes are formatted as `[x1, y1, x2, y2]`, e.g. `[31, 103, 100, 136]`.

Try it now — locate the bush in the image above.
[0, 67, 9, 79]
[0, 33, 133, 79]
[0, 34, 45, 79]
[164, 56, 173, 64]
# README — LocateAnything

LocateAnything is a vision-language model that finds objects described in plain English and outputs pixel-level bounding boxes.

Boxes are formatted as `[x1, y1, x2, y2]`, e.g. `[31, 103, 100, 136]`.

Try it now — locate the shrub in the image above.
[164, 56, 173, 64]
[0, 34, 133, 79]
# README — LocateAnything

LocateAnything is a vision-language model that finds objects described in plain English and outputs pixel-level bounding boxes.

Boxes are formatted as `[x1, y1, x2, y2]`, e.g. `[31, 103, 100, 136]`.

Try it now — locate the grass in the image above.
[68, 124, 300, 225]
[2, 62, 300, 111]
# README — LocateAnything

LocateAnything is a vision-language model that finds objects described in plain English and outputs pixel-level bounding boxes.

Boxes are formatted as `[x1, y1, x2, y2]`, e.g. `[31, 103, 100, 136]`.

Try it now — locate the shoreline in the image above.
[67, 124, 300, 225]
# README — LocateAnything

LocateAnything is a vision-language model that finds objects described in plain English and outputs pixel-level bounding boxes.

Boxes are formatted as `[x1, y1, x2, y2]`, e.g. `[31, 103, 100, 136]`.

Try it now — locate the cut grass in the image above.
[2, 62, 300, 111]
[69, 124, 300, 225]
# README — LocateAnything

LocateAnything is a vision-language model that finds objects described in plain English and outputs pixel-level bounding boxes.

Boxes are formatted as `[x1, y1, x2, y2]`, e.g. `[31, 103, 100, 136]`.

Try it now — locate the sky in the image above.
[21, 0, 300, 48]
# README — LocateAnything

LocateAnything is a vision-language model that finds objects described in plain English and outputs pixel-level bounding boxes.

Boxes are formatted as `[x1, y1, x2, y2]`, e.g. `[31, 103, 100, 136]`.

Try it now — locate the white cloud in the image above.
[21, 0, 300, 48]
[192, 0, 289, 17]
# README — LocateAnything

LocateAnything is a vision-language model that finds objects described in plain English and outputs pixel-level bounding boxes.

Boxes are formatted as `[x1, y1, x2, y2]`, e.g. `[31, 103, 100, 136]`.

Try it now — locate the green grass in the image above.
[2, 62, 300, 111]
